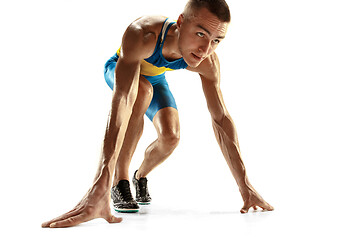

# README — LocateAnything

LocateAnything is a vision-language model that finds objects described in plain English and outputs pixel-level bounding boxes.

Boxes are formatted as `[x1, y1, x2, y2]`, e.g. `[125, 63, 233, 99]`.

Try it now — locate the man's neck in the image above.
[161, 23, 182, 61]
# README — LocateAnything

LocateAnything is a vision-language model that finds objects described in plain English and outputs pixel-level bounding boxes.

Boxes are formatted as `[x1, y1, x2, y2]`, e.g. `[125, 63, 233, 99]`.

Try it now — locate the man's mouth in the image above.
[191, 53, 203, 61]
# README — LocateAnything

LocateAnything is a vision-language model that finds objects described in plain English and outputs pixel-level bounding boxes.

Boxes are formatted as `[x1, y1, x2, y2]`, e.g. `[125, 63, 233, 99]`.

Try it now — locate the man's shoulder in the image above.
[130, 15, 168, 37]
[121, 16, 167, 60]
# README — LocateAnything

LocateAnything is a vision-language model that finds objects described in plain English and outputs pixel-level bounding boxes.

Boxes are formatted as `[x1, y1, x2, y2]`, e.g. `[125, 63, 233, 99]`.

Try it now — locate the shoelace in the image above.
[118, 185, 133, 201]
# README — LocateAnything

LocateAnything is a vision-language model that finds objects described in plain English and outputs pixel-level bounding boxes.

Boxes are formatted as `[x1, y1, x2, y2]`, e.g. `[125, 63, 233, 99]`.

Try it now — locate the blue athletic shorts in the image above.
[104, 53, 177, 121]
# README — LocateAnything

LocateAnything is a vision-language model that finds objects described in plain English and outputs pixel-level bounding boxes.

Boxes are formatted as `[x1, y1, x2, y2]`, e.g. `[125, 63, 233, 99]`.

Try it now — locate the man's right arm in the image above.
[42, 20, 156, 228]
[94, 22, 156, 186]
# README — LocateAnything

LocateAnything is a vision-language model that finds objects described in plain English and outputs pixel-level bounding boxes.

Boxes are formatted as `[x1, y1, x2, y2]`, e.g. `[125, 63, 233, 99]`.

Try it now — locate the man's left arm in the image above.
[198, 53, 274, 213]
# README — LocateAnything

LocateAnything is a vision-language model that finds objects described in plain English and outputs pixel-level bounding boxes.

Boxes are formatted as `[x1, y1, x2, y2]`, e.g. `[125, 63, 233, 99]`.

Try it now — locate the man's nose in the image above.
[198, 40, 211, 55]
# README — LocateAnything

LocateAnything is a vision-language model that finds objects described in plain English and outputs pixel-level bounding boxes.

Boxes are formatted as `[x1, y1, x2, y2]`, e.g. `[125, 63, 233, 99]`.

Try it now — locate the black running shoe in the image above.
[111, 180, 139, 213]
[132, 170, 152, 205]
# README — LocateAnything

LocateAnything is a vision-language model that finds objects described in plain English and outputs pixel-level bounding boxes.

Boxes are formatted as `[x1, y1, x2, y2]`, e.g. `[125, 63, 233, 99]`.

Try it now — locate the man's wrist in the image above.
[93, 164, 113, 191]
[238, 177, 254, 196]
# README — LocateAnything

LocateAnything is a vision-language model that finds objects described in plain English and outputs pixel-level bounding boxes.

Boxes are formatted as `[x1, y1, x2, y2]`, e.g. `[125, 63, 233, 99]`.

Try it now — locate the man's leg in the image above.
[136, 107, 180, 179]
[112, 75, 153, 184]
[125, 76, 179, 204]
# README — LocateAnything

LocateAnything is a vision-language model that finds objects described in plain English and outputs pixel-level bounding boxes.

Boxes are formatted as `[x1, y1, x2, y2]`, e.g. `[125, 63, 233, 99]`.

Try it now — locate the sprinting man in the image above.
[42, 0, 274, 228]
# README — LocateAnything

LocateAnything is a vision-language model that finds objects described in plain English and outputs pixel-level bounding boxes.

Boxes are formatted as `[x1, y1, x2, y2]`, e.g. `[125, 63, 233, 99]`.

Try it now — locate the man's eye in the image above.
[213, 39, 220, 44]
[196, 32, 205, 37]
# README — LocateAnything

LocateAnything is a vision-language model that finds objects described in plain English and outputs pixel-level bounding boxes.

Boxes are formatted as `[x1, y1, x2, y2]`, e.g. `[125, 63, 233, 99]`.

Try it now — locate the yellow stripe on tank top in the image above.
[116, 47, 174, 77]
[140, 60, 174, 76]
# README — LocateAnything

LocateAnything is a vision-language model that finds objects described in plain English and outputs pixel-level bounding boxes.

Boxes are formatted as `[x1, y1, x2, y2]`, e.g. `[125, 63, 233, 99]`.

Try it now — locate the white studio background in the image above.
[0, 0, 359, 239]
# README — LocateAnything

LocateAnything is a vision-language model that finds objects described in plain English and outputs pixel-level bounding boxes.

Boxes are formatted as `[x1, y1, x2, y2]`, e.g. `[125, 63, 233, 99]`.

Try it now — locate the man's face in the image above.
[177, 7, 229, 68]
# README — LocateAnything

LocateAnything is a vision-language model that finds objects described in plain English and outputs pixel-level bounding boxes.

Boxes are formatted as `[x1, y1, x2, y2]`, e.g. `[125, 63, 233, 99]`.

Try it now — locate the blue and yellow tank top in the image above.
[116, 18, 188, 78]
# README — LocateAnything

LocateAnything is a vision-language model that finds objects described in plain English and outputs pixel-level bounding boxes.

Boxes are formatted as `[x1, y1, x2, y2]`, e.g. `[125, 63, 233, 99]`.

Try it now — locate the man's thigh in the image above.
[144, 77, 178, 122]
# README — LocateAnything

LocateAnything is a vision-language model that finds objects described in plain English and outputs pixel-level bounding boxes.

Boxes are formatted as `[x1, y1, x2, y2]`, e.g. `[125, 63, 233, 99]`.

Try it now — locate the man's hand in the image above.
[240, 187, 274, 213]
[41, 187, 122, 228]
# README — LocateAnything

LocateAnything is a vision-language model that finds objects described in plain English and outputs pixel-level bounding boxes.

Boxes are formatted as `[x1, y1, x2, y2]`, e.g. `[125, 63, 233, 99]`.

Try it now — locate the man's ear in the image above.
[177, 14, 184, 28]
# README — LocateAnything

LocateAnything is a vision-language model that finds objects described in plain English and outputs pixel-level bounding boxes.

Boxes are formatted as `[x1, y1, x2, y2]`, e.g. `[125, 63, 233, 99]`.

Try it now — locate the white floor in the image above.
[12, 198, 359, 240]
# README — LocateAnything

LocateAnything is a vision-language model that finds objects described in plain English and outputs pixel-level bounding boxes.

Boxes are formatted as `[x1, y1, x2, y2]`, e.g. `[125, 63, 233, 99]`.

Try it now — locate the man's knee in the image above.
[159, 128, 180, 149]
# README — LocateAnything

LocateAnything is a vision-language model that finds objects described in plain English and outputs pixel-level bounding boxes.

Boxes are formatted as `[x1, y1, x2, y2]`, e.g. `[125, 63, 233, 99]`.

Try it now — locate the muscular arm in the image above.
[94, 22, 155, 189]
[42, 20, 156, 228]
[198, 53, 274, 213]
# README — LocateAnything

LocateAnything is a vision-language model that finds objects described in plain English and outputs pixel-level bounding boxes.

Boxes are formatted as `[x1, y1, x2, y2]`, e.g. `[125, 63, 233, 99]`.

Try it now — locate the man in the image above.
[42, 0, 273, 228]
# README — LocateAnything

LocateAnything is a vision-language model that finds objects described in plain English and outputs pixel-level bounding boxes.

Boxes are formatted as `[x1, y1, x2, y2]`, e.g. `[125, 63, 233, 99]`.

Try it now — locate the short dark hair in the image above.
[184, 0, 231, 22]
